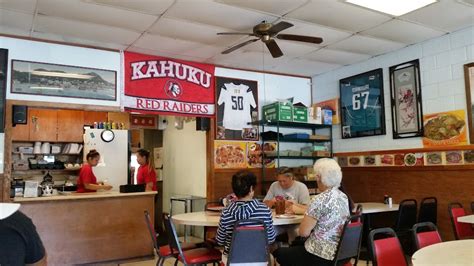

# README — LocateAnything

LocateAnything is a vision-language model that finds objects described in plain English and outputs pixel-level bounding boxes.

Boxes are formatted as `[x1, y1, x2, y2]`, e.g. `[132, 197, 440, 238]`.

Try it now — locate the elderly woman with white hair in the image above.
[273, 158, 350, 266]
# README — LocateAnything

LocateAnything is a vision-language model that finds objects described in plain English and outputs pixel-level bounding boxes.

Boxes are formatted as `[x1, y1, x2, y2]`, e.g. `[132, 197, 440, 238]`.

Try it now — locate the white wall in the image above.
[312, 26, 474, 152]
[0, 36, 121, 107]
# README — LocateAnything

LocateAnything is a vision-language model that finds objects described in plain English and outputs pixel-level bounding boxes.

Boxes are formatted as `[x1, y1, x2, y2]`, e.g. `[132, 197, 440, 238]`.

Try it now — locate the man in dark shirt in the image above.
[0, 203, 46, 265]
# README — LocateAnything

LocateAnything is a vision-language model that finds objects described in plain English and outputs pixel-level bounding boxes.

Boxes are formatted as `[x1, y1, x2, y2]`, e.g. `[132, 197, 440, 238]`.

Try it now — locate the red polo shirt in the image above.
[136, 164, 157, 191]
[77, 164, 97, 193]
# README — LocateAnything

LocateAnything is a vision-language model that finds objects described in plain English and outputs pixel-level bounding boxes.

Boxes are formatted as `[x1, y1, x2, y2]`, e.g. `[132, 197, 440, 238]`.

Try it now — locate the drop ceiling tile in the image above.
[0, 0, 37, 14]
[35, 15, 141, 46]
[148, 17, 242, 46]
[85, 0, 175, 15]
[329, 35, 406, 55]
[215, 0, 308, 16]
[306, 48, 371, 65]
[0, 8, 33, 31]
[208, 50, 291, 72]
[272, 58, 341, 76]
[286, 0, 392, 33]
[37, 0, 157, 32]
[133, 33, 200, 55]
[402, 0, 474, 32]
[164, 0, 278, 31]
[242, 39, 319, 57]
[31, 30, 127, 50]
[363, 19, 447, 44]
[127, 46, 210, 62]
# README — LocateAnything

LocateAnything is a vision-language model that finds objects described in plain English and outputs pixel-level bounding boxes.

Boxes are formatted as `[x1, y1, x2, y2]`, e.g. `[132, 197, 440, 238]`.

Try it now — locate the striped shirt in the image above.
[216, 199, 276, 255]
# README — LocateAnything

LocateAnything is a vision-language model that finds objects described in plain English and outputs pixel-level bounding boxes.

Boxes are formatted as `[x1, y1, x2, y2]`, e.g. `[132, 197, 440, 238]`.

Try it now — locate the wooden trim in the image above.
[334, 145, 474, 157]
[206, 118, 216, 202]
[6, 100, 121, 112]
[464, 62, 474, 144]
[343, 165, 474, 171]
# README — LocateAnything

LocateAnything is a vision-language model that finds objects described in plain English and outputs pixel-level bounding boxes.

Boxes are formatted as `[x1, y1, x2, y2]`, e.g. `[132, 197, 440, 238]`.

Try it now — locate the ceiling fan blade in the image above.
[222, 39, 259, 54]
[217, 32, 254, 36]
[265, 39, 283, 58]
[276, 34, 323, 44]
[268, 21, 293, 35]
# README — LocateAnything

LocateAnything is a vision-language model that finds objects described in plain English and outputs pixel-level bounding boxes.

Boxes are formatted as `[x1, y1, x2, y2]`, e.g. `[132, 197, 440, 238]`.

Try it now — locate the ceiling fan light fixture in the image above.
[345, 0, 437, 16]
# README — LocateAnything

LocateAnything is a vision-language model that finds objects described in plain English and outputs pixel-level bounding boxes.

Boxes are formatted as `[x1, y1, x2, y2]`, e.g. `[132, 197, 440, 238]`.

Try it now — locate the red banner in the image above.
[123, 52, 215, 117]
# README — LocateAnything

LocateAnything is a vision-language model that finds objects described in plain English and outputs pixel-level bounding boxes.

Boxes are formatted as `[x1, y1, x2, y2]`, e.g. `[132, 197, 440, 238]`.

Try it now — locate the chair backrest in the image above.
[395, 199, 417, 231]
[333, 214, 364, 265]
[471, 202, 474, 214]
[448, 202, 474, 240]
[162, 213, 187, 263]
[369, 228, 407, 266]
[412, 222, 442, 250]
[227, 219, 269, 266]
[418, 197, 437, 225]
[144, 210, 159, 252]
[351, 204, 363, 223]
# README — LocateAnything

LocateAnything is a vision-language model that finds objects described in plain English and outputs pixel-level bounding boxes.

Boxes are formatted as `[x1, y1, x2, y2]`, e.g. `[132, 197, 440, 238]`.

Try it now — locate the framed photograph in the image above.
[11, 60, 116, 101]
[0, 49, 7, 133]
[215, 76, 258, 140]
[389, 59, 423, 139]
[464, 62, 474, 143]
[339, 68, 386, 139]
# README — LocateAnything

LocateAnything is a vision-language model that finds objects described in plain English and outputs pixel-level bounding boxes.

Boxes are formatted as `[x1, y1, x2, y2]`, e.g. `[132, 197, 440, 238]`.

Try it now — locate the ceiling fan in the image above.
[217, 21, 323, 58]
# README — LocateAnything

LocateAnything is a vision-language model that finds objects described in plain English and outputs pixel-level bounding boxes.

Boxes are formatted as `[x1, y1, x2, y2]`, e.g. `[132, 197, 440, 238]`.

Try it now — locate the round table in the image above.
[411, 240, 474, 266]
[354, 202, 399, 214]
[172, 211, 304, 226]
[458, 215, 474, 224]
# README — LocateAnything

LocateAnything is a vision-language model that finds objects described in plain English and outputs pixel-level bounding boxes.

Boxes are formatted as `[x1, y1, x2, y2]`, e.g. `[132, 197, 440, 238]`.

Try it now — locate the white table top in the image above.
[411, 240, 474, 266]
[355, 202, 399, 214]
[458, 215, 474, 224]
[172, 211, 304, 227]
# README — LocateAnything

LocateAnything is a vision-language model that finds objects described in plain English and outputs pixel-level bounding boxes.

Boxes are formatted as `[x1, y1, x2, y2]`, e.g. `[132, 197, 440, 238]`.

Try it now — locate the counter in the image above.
[15, 191, 157, 265]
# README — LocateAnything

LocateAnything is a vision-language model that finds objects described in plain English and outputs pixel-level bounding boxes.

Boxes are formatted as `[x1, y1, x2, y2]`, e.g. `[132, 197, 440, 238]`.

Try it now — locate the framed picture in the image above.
[215, 76, 258, 140]
[339, 68, 386, 139]
[11, 60, 116, 101]
[464, 62, 474, 143]
[0, 49, 7, 133]
[389, 59, 423, 139]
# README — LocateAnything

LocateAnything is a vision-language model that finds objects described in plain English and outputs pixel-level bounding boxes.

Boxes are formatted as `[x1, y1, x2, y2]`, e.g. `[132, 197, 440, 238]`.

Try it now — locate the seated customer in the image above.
[216, 171, 276, 263]
[0, 203, 47, 265]
[273, 158, 350, 266]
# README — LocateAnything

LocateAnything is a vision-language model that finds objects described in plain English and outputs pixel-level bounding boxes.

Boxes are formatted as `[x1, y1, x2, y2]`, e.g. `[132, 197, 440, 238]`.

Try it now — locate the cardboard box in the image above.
[263, 102, 293, 122]
[292, 106, 308, 122]
[309, 134, 331, 140]
[313, 151, 331, 157]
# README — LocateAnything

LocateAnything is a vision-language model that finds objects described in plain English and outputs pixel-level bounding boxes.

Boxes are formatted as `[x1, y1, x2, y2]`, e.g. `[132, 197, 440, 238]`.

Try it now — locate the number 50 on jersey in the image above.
[339, 68, 386, 139]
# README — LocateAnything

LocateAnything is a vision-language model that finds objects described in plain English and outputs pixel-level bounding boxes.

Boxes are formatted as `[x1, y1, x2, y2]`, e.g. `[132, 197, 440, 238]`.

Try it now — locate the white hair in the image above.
[313, 158, 342, 188]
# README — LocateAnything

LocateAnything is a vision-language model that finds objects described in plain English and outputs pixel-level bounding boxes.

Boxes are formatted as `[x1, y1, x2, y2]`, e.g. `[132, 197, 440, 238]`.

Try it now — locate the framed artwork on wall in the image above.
[11, 60, 116, 101]
[0, 49, 7, 133]
[389, 59, 423, 139]
[339, 68, 386, 139]
[464, 62, 474, 143]
[215, 76, 258, 141]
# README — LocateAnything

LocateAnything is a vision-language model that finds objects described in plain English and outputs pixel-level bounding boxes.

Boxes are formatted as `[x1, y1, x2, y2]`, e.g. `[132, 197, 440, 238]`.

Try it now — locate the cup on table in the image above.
[275, 199, 286, 215]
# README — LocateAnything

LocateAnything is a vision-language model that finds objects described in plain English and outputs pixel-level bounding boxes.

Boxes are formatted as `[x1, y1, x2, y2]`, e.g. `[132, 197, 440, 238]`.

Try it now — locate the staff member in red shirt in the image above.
[77, 149, 113, 193]
[136, 149, 157, 191]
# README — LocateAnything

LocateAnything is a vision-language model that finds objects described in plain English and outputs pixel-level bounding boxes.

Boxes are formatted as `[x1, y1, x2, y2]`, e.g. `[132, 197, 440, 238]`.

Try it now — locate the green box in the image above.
[292, 106, 308, 122]
[263, 102, 293, 122]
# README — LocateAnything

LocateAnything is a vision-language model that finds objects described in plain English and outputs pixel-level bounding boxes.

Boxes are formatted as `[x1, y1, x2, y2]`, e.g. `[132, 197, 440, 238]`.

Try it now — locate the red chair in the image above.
[163, 213, 222, 266]
[412, 222, 442, 250]
[333, 214, 364, 266]
[369, 228, 408, 266]
[448, 202, 474, 240]
[227, 219, 269, 265]
[144, 211, 198, 266]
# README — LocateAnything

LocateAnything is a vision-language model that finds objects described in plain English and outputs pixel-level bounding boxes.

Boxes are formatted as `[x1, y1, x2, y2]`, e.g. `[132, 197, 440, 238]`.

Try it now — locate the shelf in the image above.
[264, 155, 330, 160]
[12, 152, 81, 155]
[249, 120, 332, 129]
[263, 137, 330, 143]
[12, 169, 80, 175]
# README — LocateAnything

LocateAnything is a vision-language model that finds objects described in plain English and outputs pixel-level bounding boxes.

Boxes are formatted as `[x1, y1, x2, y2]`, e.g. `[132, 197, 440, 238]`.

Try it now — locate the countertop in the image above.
[13, 191, 157, 202]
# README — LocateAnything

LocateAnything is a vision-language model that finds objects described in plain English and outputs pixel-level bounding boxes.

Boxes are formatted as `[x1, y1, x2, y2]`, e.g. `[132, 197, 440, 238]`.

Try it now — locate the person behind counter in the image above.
[136, 149, 157, 191]
[77, 149, 113, 193]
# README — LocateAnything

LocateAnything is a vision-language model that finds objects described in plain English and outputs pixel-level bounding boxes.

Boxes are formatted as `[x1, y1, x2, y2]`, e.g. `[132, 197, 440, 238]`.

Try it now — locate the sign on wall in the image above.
[339, 69, 386, 139]
[123, 52, 215, 117]
[423, 109, 467, 147]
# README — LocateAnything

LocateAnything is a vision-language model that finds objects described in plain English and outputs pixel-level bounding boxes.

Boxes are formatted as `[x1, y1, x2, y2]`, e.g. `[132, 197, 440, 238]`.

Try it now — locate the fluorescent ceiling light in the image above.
[30, 86, 64, 91]
[345, 0, 437, 16]
[31, 70, 93, 79]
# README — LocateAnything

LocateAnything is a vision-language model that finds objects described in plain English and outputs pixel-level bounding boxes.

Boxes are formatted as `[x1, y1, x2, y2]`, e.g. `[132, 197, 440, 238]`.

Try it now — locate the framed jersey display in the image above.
[215, 77, 258, 140]
[339, 68, 386, 139]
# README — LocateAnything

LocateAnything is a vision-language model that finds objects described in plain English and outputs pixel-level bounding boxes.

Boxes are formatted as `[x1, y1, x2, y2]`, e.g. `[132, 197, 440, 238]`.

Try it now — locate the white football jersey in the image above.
[218, 83, 256, 130]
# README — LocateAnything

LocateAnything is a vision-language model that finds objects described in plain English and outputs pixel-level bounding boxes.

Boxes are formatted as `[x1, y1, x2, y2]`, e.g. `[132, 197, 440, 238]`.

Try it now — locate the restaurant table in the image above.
[169, 195, 206, 241]
[172, 211, 304, 227]
[411, 240, 474, 266]
[458, 214, 474, 224]
[355, 202, 400, 214]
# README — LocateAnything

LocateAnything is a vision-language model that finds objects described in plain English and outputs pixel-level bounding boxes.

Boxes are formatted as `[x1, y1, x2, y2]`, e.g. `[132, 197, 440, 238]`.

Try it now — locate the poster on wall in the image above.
[123, 51, 215, 117]
[314, 98, 340, 124]
[389, 60, 423, 139]
[423, 109, 467, 147]
[214, 141, 247, 169]
[463, 63, 474, 143]
[0, 49, 7, 133]
[215, 77, 258, 140]
[339, 69, 386, 138]
[247, 142, 276, 168]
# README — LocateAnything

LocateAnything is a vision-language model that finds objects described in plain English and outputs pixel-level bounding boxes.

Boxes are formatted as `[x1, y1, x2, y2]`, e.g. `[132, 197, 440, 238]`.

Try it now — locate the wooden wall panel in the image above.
[342, 167, 474, 241]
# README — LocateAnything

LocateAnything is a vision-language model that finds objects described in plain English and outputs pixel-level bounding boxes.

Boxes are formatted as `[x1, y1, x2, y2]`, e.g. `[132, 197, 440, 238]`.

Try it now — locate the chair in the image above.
[227, 219, 269, 266]
[333, 214, 364, 266]
[369, 228, 408, 266]
[394, 199, 418, 232]
[144, 211, 198, 266]
[448, 202, 474, 240]
[471, 202, 474, 213]
[418, 197, 437, 225]
[162, 213, 222, 266]
[412, 222, 442, 250]
[351, 204, 363, 223]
